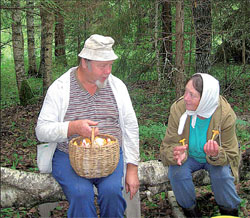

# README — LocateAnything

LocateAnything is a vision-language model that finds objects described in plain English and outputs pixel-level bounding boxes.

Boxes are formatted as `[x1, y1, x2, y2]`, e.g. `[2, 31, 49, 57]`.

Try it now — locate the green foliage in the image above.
[140, 150, 156, 162]
[139, 120, 166, 161]
[204, 185, 212, 192]
[11, 153, 23, 170]
[238, 198, 249, 218]
[236, 119, 250, 151]
[0, 206, 34, 218]
[28, 77, 43, 96]
[160, 192, 166, 200]
[55, 206, 63, 211]
[23, 138, 37, 148]
[145, 201, 158, 208]
[129, 85, 174, 125]
[140, 121, 166, 142]
[0, 207, 22, 218]
[1, 57, 20, 108]
[19, 80, 34, 106]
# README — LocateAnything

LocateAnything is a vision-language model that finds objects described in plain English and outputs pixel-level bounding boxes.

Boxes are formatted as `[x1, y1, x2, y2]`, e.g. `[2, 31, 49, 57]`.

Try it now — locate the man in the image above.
[36, 34, 140, 218]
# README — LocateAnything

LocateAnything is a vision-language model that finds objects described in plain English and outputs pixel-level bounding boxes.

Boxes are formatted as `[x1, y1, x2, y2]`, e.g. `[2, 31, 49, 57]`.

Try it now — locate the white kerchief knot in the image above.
[178, 73, 220, 135]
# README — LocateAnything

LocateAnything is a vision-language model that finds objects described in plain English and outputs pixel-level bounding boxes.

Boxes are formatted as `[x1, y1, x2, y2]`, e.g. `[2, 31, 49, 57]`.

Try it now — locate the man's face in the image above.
[86, 60, 113, 88]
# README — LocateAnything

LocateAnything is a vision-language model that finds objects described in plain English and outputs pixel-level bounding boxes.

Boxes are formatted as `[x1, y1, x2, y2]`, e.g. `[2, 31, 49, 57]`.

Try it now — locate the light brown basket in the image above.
[69, 128, 120, 178]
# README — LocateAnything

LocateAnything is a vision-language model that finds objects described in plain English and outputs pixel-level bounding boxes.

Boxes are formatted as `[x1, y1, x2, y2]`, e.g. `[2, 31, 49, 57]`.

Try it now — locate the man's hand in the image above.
[68, 119, 98, 137]
[204, 140, 219, 157]
[173, 145, 188, 165]
[125, 163, 140, 200]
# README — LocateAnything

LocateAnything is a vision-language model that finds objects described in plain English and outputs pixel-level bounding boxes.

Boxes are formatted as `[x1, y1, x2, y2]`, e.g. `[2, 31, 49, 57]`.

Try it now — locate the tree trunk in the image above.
[161, 0, 172, 81]
[2, 146, 249, 209]
[222, 35, 228, 88]
[38, 5, 45, 78]
[175, 0, 185, 99]
[187, 18, 194, 77]
[11, 0, 26, 91]
[26, 0, 37, 77]
[1, 160, 212, 208]
[76, 0, 84, 64]
[11, 0, 34, 106]
[154, 0, 161, 85]
[55, 0, 67, 66]
[192, 0, 212, 74]
[1, 167, 65, 208]
[241, 0, 248, 65]
[39, 2, 54, 96]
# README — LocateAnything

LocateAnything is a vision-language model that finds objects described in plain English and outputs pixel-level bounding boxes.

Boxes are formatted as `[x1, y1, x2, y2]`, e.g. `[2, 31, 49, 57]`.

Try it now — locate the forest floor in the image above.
[1, 95, 250, 217]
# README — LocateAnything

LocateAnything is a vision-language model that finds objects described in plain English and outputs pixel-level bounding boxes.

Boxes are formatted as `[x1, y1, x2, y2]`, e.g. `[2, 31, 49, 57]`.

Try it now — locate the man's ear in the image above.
[81, 58, 88, 69]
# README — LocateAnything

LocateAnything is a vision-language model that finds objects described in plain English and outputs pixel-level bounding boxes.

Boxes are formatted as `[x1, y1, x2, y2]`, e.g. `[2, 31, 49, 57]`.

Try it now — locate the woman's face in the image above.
[184, 80, 201, 111]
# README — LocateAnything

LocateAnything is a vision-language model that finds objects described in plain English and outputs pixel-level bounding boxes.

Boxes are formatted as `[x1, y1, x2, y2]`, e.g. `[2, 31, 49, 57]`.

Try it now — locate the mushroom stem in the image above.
[211, 130, 219, 140]
[179, 138, 186, 146]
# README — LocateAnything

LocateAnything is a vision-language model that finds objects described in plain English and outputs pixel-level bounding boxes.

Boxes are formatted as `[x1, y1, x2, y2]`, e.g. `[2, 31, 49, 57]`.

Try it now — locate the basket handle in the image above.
[91, 127, 95, 147]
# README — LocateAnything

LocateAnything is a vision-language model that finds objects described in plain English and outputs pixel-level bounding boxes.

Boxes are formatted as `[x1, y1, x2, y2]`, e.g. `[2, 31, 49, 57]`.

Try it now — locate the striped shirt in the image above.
[57, 69, 122, 153]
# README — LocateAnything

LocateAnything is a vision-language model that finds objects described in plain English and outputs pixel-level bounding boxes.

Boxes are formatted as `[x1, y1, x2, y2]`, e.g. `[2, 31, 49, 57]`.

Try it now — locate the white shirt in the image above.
[35, 67, 140, 166]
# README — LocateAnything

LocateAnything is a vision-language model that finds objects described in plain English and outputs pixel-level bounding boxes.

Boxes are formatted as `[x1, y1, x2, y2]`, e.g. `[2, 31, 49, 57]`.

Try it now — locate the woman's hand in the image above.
[204, 140, 219, 157]
[173, 145, 188, 165]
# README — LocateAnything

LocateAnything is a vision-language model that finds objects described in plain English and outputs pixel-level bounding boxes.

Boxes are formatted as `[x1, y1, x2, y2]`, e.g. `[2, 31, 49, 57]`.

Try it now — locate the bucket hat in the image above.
[78, 34, 118, 61]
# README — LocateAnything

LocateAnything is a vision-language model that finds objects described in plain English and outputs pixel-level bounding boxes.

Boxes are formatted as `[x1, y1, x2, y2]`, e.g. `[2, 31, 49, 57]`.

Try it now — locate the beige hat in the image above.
[78, 34, 118, 61]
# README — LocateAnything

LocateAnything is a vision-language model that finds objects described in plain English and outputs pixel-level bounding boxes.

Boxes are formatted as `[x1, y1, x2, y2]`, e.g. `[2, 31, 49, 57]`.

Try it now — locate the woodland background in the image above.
[1, 0, 250, 217]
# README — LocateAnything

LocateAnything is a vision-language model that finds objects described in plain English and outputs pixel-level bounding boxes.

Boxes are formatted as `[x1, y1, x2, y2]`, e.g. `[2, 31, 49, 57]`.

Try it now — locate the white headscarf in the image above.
[178, 73, 220, 135]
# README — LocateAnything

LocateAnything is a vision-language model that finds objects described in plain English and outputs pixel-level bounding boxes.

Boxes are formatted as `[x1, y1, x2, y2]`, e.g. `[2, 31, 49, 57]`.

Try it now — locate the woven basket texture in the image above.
[69, 134, 120, 178]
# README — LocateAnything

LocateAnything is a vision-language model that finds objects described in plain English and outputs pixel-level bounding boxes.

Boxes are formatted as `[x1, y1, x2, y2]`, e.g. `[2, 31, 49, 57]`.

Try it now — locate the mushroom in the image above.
[179, 138, 186, 146]
[211, 130, 219, 140]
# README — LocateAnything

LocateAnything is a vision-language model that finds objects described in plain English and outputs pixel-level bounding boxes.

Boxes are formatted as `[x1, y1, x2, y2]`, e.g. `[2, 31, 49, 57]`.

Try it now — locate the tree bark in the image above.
[11, 0, 26, 91]
[39, 2, 54, 96]
[161, 0, 172, 80]
[38, 4, 45, 78]
[241, 0, 248, 65]
[154, 0, 161, 85]
[1, 167, 65, 208]
[26, 0, 37, 77]
[192, 0, 212, 74]
[11, 0, 34, 106]
[175, 0, 185, 99]
[55, 0, 67, 66]
[1, 160, 211, 208]
[2, 148, 248, 209]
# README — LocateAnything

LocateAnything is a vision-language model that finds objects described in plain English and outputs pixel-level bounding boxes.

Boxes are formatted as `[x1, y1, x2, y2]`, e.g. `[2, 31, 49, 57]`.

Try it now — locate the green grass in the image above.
[1, 58, 20, 107]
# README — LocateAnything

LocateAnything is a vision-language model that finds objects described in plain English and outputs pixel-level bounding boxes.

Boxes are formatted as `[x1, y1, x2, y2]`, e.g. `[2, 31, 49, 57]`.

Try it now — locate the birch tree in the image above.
[39, 1, 54, 96]
[1, 161, 214, 208]
[11, 0, 34, 106]
[26, 0, 37, 77]
[175, 0, 185, 99]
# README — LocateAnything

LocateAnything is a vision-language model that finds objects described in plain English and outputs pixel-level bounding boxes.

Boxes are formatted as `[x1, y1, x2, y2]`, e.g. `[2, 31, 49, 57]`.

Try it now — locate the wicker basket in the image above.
[69, 128, 120, 178]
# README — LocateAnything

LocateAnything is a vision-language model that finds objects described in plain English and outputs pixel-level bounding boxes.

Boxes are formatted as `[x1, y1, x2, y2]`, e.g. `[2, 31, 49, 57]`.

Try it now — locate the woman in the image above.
[160, 73, 241, 217]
